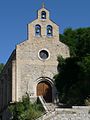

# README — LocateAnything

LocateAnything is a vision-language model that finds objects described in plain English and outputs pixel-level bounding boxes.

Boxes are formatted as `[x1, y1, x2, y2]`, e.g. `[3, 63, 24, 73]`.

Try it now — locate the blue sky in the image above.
[0, 0, 90, 63]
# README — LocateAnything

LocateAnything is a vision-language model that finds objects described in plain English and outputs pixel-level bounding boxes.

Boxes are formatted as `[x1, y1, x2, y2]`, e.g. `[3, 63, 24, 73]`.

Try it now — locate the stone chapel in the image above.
[0, 5, 69, 119]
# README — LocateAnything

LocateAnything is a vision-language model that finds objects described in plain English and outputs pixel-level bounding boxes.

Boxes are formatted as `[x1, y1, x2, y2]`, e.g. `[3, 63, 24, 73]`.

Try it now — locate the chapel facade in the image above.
[0, 5, 69, 120]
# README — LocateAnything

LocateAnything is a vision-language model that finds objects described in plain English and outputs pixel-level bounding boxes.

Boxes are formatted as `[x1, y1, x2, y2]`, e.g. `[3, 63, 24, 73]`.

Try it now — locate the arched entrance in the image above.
[37, 81, 52, 102]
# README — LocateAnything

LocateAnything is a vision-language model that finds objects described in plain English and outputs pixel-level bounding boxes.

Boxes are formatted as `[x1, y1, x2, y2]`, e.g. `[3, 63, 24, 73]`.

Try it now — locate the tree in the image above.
[55, 56, 90, 106]
[8, 94, 44, 120]
[60, 28, 77, 57]
[0, 63, 4, 74]
[60, 27, 90, 57]
[55, 27, 90, 106]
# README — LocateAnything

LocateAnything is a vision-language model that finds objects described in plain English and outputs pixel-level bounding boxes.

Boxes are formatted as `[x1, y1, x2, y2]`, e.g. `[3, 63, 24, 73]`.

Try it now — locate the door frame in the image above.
[35, 77, 55, 102]
[37, 81, 52, 102]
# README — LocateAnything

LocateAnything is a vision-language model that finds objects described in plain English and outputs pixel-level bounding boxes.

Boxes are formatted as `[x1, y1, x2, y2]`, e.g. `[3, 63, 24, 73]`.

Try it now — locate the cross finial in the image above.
[42, 2, 45, 8]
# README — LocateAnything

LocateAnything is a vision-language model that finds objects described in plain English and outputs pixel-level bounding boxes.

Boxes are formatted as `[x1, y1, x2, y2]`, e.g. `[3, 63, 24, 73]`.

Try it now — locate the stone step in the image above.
[45, 103, 56, 112]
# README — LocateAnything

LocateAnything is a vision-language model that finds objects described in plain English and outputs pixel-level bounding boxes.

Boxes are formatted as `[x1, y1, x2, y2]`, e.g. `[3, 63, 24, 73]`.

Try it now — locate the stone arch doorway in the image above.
[37, 81, 52, 102]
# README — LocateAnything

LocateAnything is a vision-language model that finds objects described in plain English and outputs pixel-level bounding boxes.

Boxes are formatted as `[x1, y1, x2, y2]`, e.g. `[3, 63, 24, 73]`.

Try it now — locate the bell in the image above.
[48, 30, 51, 33]
[42, 15, 45, 17]
[36, 29, 40, 33]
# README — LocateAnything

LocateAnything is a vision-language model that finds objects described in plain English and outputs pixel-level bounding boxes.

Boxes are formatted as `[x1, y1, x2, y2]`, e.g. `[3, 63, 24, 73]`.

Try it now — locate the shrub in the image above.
[8, 94, 44, 120]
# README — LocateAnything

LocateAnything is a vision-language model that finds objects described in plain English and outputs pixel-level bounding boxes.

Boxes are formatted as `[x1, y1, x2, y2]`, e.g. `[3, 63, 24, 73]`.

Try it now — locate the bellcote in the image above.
[28, 5, 59, 41]
[37, 7, 50, 20]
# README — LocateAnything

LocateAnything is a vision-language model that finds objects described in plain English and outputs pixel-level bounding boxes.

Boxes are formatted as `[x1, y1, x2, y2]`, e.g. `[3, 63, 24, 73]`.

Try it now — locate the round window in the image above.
[39, 50, 49, 60]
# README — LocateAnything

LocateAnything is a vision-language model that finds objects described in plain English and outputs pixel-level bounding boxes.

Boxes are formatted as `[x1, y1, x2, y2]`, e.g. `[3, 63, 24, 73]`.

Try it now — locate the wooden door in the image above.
[37, 81, 52, 102]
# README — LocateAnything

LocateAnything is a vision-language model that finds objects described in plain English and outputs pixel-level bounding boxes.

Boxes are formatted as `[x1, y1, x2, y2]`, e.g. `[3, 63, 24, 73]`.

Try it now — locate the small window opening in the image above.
[47, 25, 53, 36]
[35, 24, 41, 36]
[41, 11, 46, 19]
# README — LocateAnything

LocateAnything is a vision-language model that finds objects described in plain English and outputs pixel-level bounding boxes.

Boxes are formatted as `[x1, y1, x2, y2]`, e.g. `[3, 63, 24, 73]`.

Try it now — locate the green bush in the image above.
[8, 94, 44, 120]
[85, 98, 90, 106]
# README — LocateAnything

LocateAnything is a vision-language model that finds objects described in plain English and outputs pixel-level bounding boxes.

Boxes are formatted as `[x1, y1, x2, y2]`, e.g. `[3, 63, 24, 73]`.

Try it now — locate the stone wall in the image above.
[37, 106, 90, 120]
[16, 37, 69, 100]
[0, 50, 16, 119]
[13, 6, 70, 101]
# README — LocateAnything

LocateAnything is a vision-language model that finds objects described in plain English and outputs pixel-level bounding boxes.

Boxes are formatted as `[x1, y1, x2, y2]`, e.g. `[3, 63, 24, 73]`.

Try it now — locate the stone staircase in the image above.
[36, 103, 90, 120]
[36, 97, 90, 120]
[37, 96, 58, 120]
[38, 96, 57, 112]
[36, 110, 58, 120]
[45, 103, 56, 112]
[37, 108, 90, 120]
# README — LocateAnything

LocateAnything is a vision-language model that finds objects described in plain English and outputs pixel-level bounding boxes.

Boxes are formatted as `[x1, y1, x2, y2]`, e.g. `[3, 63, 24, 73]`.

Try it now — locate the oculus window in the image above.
[39, 50, 49, 60]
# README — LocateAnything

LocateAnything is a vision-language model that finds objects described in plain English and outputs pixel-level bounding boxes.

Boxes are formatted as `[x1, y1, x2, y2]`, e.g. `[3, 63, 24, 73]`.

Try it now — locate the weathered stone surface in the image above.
[37, 107, 90, 120]
[0, 6, 70, 120]
[15, 7, 70, 101]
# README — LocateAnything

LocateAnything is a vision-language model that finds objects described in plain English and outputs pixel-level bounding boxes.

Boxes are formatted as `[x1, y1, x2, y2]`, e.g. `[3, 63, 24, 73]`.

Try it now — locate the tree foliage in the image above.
[55, 56, 90, 105]
[55, 27, 90, 106]
[60, 27, 90, 57]
[0, 63, 4, 74]
[8, 94, 44, 120]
